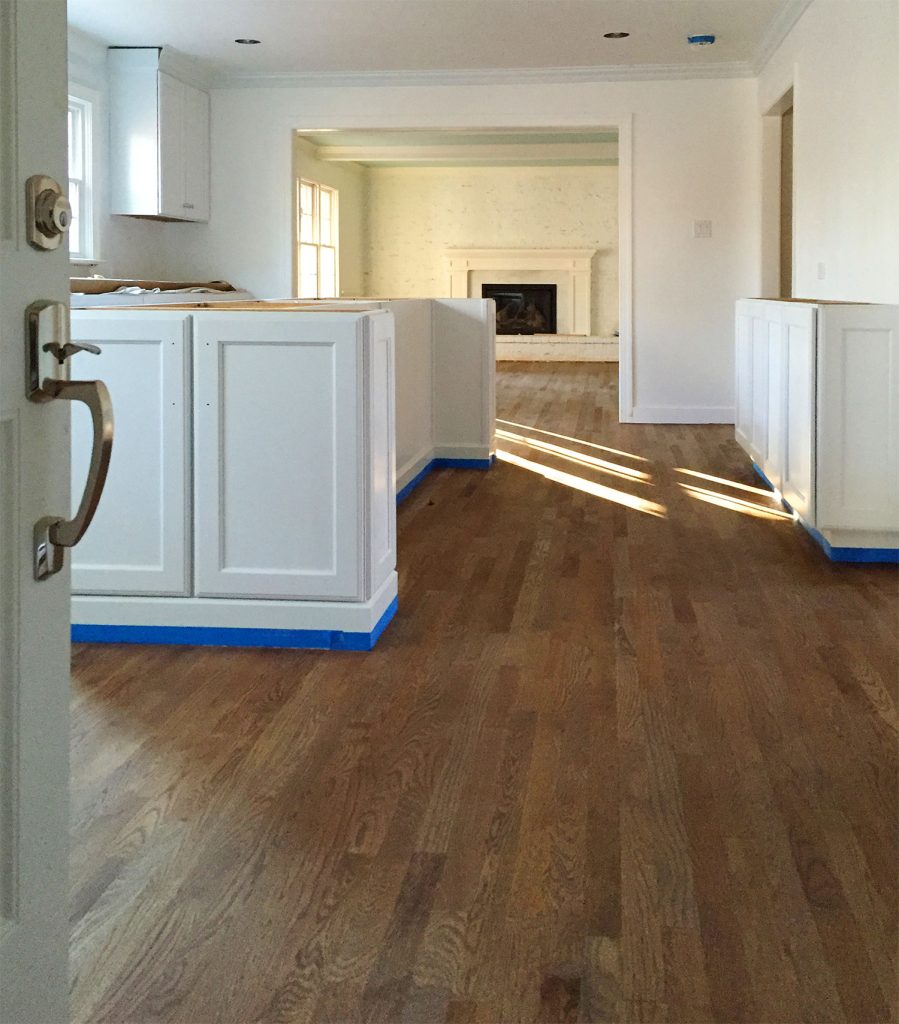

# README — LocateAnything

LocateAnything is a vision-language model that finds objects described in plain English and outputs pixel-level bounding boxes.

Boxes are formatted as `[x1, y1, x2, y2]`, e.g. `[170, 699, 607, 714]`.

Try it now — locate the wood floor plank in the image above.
[71, 362, 898, 1023]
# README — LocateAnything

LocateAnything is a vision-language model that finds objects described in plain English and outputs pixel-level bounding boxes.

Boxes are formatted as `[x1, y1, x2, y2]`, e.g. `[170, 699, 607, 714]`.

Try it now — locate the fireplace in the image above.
[482, 283, 557, 335]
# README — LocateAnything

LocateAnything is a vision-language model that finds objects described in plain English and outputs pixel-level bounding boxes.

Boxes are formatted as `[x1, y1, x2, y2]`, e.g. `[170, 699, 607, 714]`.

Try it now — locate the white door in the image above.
[0, 1, 71, 1021]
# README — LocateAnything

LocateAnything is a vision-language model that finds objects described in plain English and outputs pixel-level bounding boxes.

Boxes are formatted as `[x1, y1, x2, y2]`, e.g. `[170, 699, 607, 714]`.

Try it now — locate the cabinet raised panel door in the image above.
[779, 305, 816, 522]
[182, 83, 210, 221]
[192, 315, 365, 601]
[70, 313, 192, 595]
[157, 71, 185, 217]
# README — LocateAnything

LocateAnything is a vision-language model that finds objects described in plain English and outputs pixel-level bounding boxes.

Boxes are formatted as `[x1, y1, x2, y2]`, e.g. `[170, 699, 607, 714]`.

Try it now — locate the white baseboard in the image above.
[397, 446, 435, 491]
[432, 444, 494, 462]
[72, 572, 398, 634]
[496, 336, 619, 362]
[628, 406, 735, 424]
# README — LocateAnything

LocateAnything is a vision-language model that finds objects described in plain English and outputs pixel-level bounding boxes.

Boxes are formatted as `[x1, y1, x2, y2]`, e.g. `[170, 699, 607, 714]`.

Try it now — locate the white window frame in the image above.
[67, 85, 100, 263]
[296, 179, 339, 299]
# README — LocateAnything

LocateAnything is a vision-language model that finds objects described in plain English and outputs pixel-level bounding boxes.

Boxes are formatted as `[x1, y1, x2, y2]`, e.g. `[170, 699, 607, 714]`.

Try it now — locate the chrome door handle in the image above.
[34, 378, 114, 579]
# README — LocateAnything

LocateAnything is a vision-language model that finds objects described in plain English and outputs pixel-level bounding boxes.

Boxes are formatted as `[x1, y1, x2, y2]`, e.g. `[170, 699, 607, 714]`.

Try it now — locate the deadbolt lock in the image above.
[26, 175, 72, 251]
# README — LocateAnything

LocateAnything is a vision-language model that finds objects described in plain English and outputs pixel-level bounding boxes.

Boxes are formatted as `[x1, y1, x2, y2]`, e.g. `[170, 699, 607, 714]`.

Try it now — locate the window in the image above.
[67, 91, 95, 261]
[297, 179, 338, 298]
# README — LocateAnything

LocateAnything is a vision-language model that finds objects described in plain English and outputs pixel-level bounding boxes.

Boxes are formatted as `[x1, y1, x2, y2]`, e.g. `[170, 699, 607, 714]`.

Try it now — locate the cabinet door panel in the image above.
[764, 313, 785, 490]
[781, 304, 816, 522]
[71, 314, 191, 595]
[734, 305, 753, 453]
[749, 313, 769, 466]
[817, 306, 899, 531]
[366, 313, 397, 595]
[182, 83, 209, 221]
[157, 71, 184, 216]
[194, 316, 363, 600]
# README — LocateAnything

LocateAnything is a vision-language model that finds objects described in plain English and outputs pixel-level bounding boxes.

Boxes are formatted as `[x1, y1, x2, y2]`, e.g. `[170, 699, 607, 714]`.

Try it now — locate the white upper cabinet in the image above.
[109, 48, 210, 222]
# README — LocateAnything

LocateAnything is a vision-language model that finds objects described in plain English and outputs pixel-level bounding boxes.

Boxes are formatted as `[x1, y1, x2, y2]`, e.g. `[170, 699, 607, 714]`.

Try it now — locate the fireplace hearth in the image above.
[482, 283, 557, 335]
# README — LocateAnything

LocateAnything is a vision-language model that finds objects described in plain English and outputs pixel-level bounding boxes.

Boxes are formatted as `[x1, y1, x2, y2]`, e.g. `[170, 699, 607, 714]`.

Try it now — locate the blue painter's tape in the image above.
[432, 456, 495, 470]
[396, 455, 495, 505]
[396, 462, 435, 504]
[799, 523, 899, 564]
[751, 461, 898, 564]
[72, 596, 399, 651]
[750, 462, 777, 494]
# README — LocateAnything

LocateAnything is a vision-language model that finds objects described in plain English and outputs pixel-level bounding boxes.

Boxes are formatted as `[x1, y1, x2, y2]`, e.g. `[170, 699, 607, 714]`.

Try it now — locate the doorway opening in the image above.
[291, 124, 633, 420]
[761, 87, 795, 298]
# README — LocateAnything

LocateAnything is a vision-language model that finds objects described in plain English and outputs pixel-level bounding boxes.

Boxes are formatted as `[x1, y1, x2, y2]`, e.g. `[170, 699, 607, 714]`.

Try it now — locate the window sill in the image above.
[70, 258, 105, 267]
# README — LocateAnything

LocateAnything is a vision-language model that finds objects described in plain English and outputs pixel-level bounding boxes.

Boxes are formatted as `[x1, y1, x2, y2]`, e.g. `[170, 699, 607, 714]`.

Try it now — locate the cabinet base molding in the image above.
[752, 463, 898, 564]
[72, 574, 398, 651]
[397, 450, 495, 504]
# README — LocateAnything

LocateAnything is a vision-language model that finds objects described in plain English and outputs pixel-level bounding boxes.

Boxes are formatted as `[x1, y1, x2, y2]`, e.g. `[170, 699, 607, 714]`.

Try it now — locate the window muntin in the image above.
[67, 93, 94, 260]
[296, 180, 338, 299]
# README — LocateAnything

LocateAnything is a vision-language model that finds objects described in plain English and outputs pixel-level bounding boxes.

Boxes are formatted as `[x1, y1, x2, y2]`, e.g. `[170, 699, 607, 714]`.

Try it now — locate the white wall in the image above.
[67, 29, 197, 280]
[172, 77, 760, 422]
[293, 136, 366, 295]
[363, 163, 619, 337]
[758, 0, 899, 304]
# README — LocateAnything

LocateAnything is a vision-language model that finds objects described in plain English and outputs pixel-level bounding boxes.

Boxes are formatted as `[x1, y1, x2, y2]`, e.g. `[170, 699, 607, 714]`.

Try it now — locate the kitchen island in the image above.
[71, 304, 397, 649]
[69, 298, 496, 649]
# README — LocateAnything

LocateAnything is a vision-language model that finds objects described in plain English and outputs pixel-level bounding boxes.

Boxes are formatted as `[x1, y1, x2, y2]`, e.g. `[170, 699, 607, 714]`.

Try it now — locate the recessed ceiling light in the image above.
[235, 38, 261, 45]
[603, 31, 630, 39]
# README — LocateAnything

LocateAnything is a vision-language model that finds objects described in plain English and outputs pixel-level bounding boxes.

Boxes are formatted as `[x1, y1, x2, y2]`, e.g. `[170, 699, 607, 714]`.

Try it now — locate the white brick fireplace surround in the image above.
[446, 247, 618, 362]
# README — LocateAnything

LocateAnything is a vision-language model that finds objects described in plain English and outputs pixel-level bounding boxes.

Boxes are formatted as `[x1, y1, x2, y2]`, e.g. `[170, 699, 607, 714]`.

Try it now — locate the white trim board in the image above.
[73, 571, 398, 635]
[216, 62, 756, 89]
[630, 406, 735, 425]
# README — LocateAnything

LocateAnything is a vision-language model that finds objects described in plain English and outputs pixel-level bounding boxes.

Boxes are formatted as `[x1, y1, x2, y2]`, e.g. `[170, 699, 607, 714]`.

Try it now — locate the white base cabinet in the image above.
[70, 307, 398, 648]
[735, 299, 899, 561]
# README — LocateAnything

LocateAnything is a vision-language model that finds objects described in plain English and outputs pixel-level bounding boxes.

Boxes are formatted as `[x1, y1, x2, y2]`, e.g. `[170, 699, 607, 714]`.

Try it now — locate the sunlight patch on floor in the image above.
[675, 467, 779, 498]
[496, 428, 651, 483]
[496, 418, 649, 463]
[678, 482, 793, 521]
[497, 449, 667, 517]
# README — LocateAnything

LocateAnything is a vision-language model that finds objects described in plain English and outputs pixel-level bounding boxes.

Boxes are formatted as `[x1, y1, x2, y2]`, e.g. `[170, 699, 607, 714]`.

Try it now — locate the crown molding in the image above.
[212, 60, 755, 90]
[314, 140, 618, 164]
[752, 0, 814, 73]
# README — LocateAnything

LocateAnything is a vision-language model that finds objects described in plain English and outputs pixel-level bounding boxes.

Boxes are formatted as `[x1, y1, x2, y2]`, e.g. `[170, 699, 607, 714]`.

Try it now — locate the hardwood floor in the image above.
[70, 362, 898, 1024]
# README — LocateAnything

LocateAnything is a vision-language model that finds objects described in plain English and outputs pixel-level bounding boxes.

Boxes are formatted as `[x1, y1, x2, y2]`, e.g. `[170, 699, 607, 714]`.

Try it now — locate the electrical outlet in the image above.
[693, 219, 712, 239]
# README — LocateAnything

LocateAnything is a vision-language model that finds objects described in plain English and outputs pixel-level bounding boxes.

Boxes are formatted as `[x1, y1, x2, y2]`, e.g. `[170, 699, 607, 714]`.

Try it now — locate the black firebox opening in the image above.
[482, 283, 557, 335]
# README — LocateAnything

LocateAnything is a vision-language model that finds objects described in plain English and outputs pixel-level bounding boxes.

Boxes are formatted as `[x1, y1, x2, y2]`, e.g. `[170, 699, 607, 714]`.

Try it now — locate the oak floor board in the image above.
[71, 362, 898, 1023]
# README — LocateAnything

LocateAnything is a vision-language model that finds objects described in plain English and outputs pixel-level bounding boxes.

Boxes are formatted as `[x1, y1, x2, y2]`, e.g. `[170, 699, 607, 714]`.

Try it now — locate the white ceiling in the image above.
[68, 0, 804, 80]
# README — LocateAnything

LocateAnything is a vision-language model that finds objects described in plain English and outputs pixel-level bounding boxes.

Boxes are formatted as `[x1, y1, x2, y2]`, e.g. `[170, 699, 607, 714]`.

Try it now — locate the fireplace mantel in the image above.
[446, 248, 595, 337]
